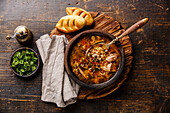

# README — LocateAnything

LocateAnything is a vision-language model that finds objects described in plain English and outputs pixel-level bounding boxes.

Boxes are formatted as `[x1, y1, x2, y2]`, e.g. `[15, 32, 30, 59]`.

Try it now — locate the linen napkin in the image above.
[36, 34, 80, 107]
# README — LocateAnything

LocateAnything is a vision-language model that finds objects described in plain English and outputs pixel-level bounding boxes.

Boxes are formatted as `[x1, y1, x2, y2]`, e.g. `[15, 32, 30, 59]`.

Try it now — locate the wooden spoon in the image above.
[86, 18, 149, 58]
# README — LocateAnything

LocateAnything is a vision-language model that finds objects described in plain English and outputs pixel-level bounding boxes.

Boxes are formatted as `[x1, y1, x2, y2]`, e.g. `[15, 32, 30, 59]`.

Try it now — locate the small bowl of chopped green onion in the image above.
[10, 47, 40, 77]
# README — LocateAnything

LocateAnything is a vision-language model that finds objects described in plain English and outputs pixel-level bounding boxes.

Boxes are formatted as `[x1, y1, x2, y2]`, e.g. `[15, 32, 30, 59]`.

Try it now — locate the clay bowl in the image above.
[10, 47, 40, 78]
[64, 29, 124, 89]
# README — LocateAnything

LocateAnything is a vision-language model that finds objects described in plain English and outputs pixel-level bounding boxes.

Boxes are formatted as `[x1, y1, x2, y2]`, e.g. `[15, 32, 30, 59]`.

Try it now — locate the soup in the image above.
[70, 35, 120, 84]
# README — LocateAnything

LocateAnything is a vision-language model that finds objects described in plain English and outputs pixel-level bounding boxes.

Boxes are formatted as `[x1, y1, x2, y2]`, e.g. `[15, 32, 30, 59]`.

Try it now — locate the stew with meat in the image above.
[70, 35, 120, 84]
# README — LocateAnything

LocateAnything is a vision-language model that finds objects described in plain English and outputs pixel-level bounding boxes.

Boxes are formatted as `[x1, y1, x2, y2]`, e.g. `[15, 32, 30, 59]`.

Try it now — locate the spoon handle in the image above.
[119, 18, 149, 38]
[108, 18, 149, 45]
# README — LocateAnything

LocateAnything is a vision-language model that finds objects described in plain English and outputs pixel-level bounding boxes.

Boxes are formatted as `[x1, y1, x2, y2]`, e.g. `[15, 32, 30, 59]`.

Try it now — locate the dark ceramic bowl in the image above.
[64, 29, 125, 89]
[10, 47, 40, 77]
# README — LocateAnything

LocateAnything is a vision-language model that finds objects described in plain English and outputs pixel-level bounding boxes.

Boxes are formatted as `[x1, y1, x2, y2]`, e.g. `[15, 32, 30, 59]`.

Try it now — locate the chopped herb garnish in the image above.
[11, 50, 38, 76]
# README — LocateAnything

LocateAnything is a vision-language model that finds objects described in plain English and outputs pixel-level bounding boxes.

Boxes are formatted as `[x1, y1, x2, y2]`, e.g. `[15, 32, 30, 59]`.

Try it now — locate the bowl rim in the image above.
[10, 47, 40, 77]
[64, 29, 125, 89]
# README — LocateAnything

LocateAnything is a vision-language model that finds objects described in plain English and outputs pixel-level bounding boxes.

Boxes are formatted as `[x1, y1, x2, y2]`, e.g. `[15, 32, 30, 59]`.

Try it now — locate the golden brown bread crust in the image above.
[56, 15, 86, 33]
[66, 7, 94, 26]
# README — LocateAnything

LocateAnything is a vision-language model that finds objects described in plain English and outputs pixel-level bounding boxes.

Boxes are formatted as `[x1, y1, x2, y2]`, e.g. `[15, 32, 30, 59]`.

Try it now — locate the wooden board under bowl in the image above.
[50, 12, 133, 100]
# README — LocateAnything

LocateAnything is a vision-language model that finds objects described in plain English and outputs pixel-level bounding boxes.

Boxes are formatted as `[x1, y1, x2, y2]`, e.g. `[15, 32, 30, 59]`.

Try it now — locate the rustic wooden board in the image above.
[50, 12, 133, 99]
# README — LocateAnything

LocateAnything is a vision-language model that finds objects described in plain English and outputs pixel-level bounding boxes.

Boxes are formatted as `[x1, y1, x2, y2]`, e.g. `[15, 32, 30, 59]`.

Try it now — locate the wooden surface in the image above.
[51, 12, 133, 100]
[0, 0, 169, 113]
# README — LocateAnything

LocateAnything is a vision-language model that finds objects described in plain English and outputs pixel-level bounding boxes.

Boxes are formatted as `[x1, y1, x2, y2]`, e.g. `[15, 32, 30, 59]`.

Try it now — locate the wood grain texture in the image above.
[0, 0, 170, 113]
[50, 12, 133, 100]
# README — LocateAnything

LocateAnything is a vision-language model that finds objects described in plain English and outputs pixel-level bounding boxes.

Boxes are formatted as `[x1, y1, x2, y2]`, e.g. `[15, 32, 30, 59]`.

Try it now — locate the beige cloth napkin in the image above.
[36, 34, 80, 107]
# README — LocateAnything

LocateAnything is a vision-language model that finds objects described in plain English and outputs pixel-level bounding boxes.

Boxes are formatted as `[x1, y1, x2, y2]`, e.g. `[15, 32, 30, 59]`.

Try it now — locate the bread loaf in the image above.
[66, 7, 94, 26]
[56, 15, 86, 33]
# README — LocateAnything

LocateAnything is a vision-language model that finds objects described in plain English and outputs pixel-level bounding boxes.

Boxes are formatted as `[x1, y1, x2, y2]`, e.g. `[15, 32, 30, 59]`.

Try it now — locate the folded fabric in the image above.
[36, 34, 80, 107]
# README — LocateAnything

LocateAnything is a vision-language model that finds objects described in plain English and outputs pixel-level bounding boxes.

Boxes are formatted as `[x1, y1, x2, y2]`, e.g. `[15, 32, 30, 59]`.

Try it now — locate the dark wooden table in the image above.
[0, 0, 169, 113]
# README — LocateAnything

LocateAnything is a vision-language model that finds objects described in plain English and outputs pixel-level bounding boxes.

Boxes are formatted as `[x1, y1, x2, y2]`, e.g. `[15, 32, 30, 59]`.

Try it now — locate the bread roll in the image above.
[56, 15, 85, 33]
[66, 7, 94, 26]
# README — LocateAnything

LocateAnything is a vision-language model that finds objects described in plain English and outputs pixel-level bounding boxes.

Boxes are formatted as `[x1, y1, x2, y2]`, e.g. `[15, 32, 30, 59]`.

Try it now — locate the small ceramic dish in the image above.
[10, 47, 40, 77]
[64, 29, 125, 89]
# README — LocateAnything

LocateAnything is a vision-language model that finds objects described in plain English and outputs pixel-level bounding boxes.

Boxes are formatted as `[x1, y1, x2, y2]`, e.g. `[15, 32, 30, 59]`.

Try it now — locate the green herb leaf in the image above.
[20, 69, 25, 72]
[32, 66, 36, 71]
[30, 61, 34, 65]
